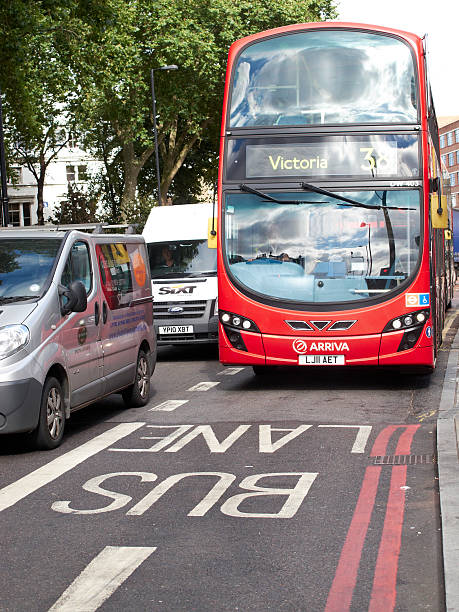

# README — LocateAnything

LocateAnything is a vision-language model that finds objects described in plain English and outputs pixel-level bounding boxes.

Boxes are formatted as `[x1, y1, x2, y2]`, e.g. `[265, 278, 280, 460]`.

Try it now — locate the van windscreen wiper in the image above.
[240, 184, 324, 204]
[301, 182, 415, 211]
[0, 296, 36, 304]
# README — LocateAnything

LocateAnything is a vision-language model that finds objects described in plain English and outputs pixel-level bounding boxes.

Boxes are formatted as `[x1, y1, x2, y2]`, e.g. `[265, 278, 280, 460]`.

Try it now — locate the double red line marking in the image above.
[325, 424, 420, 612]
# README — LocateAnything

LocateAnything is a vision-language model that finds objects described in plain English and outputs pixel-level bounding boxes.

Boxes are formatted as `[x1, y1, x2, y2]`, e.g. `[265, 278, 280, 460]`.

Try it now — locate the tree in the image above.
[52, 182, 99, 225]
[0, 1, 78, 224]
[68, 0, 337, 213]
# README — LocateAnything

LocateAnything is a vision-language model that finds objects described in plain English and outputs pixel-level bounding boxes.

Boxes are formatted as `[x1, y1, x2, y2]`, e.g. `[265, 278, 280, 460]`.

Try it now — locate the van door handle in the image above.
[102, 301, 108, 324]
[95, 302, 100, 325]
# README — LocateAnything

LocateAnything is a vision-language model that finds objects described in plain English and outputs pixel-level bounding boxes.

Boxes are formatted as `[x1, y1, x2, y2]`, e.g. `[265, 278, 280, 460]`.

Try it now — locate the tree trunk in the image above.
[158, 118, 211, 204]
[120, 141, 154, 218]
[36, 155, 46, 225]
[160, 134, 200, 204]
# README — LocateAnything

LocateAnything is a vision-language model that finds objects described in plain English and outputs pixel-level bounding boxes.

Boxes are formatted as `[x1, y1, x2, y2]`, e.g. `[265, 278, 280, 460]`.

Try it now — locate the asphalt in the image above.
[438, 308, 459, 611]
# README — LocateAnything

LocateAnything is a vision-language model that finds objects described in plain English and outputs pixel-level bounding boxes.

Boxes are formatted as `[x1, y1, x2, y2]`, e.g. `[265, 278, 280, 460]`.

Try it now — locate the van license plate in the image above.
[298, 354, 345, 365]
[159, 325, 194, 335]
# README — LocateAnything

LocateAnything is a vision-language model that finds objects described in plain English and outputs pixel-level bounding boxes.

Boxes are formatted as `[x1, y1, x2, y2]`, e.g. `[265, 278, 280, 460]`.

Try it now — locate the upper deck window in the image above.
[230, 30, 418, 128]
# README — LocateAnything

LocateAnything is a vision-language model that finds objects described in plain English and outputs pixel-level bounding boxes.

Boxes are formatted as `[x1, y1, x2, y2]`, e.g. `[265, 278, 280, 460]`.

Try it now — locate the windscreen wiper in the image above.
[0, 296, 36, 304]
[301, 182, 415, 211]
[240, 184, 324, 204]
[188, 271, 217, 277]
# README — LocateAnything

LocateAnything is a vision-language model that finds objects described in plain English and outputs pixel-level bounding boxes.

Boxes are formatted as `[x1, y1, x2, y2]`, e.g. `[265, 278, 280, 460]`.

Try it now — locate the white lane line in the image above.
[218, 367, 245, 376]
[48, 545, 156, 612]
[188, 381, 220, 392]
[0, 423, 145, 513]
[149, 399, 189, 412]
[318, 425, 372, 453]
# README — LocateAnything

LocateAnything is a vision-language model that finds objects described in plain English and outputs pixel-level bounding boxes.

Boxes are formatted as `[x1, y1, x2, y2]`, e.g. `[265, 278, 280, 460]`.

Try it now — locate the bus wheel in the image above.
[122, 349, 151, 407]
[31, 376, 65, 450]
[252, 365, 277, 376]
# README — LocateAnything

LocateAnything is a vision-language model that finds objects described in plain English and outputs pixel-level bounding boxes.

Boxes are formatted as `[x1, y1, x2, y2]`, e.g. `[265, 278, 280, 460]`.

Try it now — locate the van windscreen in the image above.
[148, 240, 217, 279]
[0, 238, 62, 303]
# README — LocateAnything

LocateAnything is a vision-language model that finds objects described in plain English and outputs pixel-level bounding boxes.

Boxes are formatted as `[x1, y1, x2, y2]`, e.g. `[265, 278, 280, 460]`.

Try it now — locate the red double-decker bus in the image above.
[217, 22, 454, 374]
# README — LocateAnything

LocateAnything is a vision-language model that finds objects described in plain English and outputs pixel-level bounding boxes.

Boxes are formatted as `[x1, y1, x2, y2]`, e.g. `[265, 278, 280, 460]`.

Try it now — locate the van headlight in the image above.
[0, 325, 30, 360]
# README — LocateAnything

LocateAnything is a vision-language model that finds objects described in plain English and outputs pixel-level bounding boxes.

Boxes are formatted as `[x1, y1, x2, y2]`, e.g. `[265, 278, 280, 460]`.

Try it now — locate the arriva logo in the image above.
[292, 339, 350, 353]
[309, 342, 349, 352]
[292, 339, 308, 354]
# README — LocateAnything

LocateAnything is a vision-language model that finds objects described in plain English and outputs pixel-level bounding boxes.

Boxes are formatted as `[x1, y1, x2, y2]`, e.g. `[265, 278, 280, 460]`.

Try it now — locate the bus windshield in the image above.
[0, 238, 62, 303]
[230, 30, 418, 127]
[148, 240, 217, 279]
[224, 190, 421, 304]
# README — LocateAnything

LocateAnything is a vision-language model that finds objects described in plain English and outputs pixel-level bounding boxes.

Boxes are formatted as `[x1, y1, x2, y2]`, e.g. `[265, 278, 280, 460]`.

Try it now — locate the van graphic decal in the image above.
[132, 250, 147, 287]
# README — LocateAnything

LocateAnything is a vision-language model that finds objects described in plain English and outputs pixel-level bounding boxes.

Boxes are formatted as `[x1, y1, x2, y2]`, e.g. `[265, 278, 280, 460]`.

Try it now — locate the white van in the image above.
[0, 225, 156, 449]
[143, 203, 218, 345]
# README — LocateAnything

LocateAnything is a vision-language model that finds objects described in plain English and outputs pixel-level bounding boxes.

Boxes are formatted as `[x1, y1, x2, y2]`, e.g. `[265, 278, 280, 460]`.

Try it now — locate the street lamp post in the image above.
[150, 64, 178, 206]
[0, 86, 9, 227]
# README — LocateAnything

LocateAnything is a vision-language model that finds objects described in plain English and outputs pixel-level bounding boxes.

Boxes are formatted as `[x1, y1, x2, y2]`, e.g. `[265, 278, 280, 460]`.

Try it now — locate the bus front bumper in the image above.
[219, 325, 434, 368]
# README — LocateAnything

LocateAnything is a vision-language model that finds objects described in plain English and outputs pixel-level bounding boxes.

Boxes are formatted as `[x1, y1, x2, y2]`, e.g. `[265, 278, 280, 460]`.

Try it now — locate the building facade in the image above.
[439, 116, 459, 209]
[7, 140, 100, 226]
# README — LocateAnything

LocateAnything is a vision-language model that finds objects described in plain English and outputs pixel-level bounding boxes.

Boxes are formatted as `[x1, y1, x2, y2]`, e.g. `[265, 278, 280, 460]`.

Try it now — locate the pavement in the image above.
[437, 306, 459, 611]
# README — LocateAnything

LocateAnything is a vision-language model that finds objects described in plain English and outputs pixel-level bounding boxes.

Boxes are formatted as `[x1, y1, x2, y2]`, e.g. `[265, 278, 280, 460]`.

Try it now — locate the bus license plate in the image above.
[159, 325, 194, 335]
[299, 354, 345, 365]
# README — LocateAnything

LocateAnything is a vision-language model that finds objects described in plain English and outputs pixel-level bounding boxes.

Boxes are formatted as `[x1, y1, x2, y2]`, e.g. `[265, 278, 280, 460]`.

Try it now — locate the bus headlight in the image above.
[382, 310, 429, 334]
[0, 325, 30, 360]
[219, 311, 260, 333]
[382, 309, 430, 352]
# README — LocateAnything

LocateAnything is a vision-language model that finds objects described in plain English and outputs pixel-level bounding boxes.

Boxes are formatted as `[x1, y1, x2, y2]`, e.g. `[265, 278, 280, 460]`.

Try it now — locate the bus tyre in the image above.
[252, 365, 277, 376]
[32, 376, 65, 450]
[122, 349, 151, 407]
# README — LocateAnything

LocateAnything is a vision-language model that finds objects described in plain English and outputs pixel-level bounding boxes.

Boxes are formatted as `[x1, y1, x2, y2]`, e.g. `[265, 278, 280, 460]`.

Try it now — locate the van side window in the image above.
[61, 241, 92, 293]
[96, 243, 134, 310]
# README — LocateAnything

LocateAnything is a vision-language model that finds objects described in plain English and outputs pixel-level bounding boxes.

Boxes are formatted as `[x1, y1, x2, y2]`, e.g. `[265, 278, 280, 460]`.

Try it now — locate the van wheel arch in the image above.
[140, 339, 156, 376]
[122, 348, 151, 407]
[46, 364, 70, 419]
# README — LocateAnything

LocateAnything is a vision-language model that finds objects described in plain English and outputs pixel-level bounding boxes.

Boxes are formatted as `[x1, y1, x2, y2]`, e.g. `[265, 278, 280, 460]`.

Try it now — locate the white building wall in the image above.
[7, 144, 102, 225]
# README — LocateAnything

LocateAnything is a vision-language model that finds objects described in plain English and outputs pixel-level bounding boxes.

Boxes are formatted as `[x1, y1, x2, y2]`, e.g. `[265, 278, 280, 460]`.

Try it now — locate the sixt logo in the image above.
[159, 285, 197, 295]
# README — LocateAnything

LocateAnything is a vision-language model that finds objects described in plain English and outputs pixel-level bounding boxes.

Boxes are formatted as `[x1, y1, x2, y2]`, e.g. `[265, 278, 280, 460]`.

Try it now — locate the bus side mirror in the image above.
[429, 177, 440, 193]
[208, 218, 217, 249]
[431, 194, 448, 229]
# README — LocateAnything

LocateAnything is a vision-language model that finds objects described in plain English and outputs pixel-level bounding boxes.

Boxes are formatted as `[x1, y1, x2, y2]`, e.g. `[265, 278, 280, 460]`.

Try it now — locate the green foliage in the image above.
[66, 0, 337, 210]
[0, 0, 79, 222]
[112, 195, 156, 232]
[1, 0, 338, 219]
[52, 183, 99, 224]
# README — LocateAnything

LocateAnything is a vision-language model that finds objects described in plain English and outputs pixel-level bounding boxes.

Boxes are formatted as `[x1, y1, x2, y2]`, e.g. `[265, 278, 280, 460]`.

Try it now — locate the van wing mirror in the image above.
[59, 281, 88, 315]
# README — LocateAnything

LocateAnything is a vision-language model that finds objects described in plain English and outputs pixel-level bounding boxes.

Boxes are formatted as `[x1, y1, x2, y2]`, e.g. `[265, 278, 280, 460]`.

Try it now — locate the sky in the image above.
[335, 0, 458, 119]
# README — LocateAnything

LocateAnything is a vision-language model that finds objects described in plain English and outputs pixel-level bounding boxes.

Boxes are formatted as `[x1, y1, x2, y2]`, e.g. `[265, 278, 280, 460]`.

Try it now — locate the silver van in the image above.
[0, 226, 156, 449]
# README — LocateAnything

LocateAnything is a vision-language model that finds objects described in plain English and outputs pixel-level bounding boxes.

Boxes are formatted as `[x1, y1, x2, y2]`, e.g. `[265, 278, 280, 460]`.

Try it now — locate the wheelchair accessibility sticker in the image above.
[405, 293, 430, 307]
[426, 326, 432, 338]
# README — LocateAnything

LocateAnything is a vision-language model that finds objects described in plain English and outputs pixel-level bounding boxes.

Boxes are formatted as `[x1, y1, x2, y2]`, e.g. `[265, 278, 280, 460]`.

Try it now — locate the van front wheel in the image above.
[122, 349, 151, 407]
[31, 377, 65, 450]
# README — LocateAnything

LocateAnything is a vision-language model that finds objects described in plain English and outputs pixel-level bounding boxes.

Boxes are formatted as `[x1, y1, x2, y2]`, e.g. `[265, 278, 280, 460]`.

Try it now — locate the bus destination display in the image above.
[225, 135, 419, 181]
